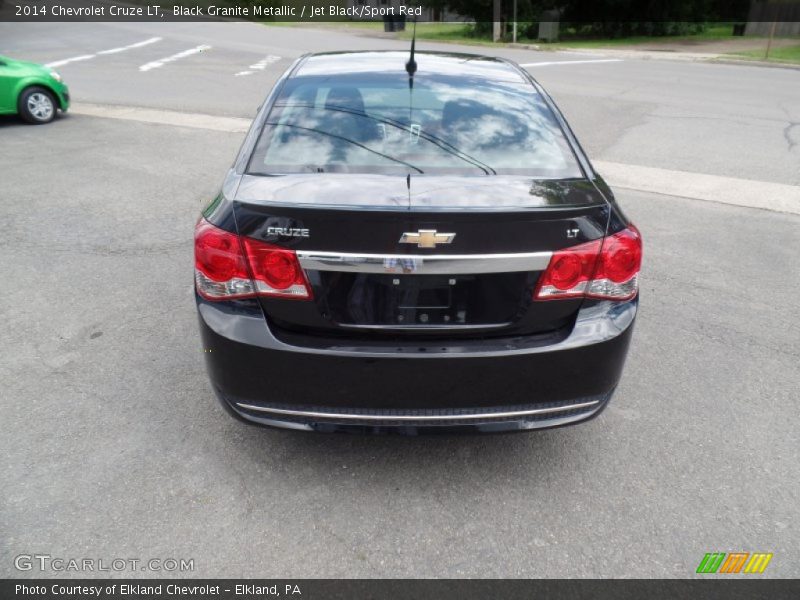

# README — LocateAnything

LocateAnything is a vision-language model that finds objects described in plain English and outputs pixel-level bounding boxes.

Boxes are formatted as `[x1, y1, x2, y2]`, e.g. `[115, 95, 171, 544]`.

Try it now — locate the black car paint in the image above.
[197, 51, 638, 434]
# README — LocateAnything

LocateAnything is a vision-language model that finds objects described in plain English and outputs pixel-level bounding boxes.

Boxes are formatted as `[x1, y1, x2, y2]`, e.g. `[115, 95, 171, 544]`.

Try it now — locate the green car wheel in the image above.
[19, 86, 57, 124]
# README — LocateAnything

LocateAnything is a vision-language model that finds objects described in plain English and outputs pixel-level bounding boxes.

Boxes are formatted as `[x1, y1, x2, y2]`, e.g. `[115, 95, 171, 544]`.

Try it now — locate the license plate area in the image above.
[396, 279, 452, 310]
[316, 272, 531, 328]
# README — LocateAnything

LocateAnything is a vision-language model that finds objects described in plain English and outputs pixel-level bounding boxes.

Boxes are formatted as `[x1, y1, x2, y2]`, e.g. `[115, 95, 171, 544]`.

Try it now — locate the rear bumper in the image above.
[197, 296, 636, 434]
[217, 387, 614, 434]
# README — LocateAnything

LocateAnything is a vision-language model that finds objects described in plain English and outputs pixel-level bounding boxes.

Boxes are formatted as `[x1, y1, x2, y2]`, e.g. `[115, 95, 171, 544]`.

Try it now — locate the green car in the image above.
[0, 55, 70, 124]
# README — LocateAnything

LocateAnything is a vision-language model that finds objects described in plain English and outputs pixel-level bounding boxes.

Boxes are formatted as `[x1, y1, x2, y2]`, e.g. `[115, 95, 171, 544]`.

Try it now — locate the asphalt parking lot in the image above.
[1, 22, 799, 578]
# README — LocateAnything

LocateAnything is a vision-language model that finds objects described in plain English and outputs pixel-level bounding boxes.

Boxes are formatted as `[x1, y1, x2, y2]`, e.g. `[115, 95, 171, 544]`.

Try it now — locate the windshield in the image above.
[247, 73, 583, 177]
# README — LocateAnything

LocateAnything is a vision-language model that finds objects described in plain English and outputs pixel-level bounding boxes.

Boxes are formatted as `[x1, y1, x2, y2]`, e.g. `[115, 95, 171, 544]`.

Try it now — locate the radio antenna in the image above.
[405, 18, 417, 89]
[405, 18, 418, 133]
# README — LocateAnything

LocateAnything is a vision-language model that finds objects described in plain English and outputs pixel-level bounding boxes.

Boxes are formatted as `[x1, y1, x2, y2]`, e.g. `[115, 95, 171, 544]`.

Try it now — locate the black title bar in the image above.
[4, 0, 797, 23]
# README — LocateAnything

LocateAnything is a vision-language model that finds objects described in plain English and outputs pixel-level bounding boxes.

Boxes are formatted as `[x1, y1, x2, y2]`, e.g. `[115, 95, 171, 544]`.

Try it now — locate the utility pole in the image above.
[512, 0, 517, 43]
[493, 0, 502, 42]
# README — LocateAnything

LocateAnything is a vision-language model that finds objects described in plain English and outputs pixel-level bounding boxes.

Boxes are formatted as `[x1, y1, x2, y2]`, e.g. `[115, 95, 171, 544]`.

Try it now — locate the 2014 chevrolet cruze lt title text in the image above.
[195, 50, 642, 434]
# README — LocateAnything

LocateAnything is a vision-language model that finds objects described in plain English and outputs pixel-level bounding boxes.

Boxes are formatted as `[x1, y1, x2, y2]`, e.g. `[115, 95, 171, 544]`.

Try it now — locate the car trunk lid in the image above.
[233, 174, 609, 339]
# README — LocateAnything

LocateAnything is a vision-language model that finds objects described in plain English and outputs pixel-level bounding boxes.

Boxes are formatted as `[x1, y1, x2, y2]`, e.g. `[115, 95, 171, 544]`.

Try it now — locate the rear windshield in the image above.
[247, 73, 583, 178]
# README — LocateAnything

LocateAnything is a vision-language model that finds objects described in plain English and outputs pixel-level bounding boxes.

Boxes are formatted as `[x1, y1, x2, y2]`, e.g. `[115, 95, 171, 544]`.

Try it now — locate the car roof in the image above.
[293, 51, 529, 84]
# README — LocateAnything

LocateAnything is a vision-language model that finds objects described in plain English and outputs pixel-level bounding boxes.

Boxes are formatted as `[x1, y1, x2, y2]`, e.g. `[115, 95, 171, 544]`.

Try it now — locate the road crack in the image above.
[782, 122, 799, 150]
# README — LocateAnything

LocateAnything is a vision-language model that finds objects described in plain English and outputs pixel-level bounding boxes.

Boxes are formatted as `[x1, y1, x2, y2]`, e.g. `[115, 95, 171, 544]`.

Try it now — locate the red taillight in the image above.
[194, 219, 311, 301]
[194, 220, 254, 300]
[535, 238, 602, 299]
[534, 225, 642, 301]
[591, 225, 642, 291]
[241, 237, 312, 299]
[548, 253, 583, 289]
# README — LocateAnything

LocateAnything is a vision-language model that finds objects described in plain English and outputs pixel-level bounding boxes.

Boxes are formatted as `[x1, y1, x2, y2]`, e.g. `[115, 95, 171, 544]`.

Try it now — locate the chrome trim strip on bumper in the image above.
[296, 250, 552, 275]
[235, 399, 600, 422]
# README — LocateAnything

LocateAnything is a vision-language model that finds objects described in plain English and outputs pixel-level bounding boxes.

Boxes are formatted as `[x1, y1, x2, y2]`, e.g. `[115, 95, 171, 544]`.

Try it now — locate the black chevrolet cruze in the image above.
[195, 51, 642, 434]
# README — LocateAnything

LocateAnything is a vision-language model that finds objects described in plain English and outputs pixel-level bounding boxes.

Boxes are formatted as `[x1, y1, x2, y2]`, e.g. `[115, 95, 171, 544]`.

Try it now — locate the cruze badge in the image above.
[266, 226, 309, 238]
[399, 229, 456, 249]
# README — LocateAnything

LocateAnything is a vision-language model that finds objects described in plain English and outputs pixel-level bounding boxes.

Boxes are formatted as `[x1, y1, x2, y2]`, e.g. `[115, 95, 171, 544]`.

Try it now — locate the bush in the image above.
[560, 21, 708, 38]
[470, 21, 493, 37]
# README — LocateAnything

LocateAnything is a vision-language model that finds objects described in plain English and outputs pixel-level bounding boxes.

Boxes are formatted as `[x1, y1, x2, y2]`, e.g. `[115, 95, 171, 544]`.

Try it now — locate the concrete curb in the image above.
[346, 28, 800, 69]
[595, 161, 800, 216]
[706, 57, 800, 70]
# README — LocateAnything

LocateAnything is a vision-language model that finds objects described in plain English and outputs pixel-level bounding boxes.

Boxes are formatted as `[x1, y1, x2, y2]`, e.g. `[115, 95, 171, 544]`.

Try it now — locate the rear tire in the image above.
[18, 86, 57, 124]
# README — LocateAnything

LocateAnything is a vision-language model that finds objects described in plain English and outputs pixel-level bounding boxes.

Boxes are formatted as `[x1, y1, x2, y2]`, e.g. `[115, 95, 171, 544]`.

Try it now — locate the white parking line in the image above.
[250, 55, 281, 69]
[45, 38, 164, 68]
[235, 55, 281, 76]
[520, 59, 623, 67]
[139, 45, 212, 72]
[45, 54, 95, 68]
[96, 37, 162, 55]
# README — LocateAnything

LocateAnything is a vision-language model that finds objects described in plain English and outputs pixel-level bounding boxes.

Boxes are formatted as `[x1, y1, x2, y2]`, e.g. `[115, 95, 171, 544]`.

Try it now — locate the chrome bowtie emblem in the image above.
[399, 229, 456, 249]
